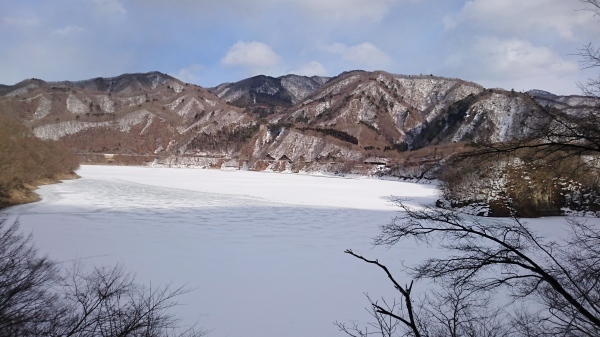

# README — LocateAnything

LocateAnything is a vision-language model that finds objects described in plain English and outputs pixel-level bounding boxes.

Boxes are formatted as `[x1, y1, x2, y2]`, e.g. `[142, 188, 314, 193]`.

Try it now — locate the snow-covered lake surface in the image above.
[4, 165, 589, 337]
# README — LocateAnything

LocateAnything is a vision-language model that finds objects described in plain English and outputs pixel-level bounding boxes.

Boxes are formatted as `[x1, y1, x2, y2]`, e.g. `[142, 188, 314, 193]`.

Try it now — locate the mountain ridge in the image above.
[0, 70, 590, 177]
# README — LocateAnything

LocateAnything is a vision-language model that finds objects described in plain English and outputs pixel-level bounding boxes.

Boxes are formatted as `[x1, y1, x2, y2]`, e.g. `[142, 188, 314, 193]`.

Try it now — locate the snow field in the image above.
[5, 165, 589, 337]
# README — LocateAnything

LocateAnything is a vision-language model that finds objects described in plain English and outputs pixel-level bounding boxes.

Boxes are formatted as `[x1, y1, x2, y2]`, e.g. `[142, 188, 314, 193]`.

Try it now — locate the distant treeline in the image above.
[300, 127, 359, 145]
[0, 114, 79, 207]
[188, 124, 260, 152]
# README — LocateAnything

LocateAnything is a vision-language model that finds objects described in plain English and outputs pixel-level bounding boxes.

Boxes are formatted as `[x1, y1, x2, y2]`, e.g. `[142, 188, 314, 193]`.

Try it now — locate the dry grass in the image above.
[0, 114, 79, 208]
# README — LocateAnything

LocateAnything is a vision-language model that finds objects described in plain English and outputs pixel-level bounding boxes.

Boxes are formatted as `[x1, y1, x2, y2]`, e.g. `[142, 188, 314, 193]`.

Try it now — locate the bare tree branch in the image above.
[0, 217, 206, 337]
[344, 249, 422, 337]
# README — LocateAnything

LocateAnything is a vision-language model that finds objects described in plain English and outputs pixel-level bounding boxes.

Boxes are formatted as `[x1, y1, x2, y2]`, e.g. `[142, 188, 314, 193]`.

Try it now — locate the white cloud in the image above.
[221, 41, 282, 75]
[439, 0, 594, 94]
[0, 37, 136, 84]
[92, 0, 127, 17]
[291, 61, 328, 76]
[320, 42, 347, 54]
[444, 0, 595, 40]
[446, 37, 578, 81]
[173, 64, 203, 83]
[344, 43, 391, 67]
[130, 0, 399, 22]
[2, 16, 38, 27]
[290, 0, 398, 21]
[51, 26, 86, 38]
[322, 42, 391, 68]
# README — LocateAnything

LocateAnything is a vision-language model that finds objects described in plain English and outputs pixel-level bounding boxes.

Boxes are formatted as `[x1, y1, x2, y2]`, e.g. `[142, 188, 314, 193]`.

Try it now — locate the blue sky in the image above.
[1, 0, 598, 95]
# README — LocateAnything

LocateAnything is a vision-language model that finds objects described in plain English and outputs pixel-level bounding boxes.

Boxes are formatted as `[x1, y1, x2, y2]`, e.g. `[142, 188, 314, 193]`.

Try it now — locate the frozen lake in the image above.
[4, 165, 440, 337]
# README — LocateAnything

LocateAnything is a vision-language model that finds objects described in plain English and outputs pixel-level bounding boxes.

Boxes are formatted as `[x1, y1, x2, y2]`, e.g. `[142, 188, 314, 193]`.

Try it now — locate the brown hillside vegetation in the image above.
[0, 114, 79, 208]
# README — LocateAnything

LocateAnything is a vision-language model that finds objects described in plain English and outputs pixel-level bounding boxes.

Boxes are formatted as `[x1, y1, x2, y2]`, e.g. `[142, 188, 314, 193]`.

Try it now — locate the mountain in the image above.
[0, 71, 590, 177]
[211, 74, 329, 117]
[0, 72, 257, 163]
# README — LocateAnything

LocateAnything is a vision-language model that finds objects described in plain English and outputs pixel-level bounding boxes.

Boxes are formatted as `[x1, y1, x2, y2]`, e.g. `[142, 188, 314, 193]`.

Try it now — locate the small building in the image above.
[103, 154, 115, 163]
[364, 157, 389, 166]
[278, 154, 292, 163]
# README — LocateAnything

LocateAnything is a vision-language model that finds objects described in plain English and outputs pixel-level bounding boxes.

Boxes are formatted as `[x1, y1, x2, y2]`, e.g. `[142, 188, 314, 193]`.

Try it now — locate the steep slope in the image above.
[267, 71, 563, 153]
[0, 72, 257, 162]
[220, 71, 588, 175]
[0, 70, 589, 176]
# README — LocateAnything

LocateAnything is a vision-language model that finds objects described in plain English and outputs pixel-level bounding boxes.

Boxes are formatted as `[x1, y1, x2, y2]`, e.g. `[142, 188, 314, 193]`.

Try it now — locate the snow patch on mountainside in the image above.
[453, 93, 530, 143]
[116, 110, 152, 132]
[216, 110, 246, 125]
[326, 76, 361, 96]
[149, 73, 162, 89]
[280, 76, 322, 103]
[314, 101, 331, 116]
[167, 97, 184, 111]
[34, 121, 100, 140]
[216, 87, 230, 97]
[355, 99, 378, 122]
[204, 98, 218, 107]
[33, 95, 52, 119]
[256, 82, 279, 95]
[171, 82, 184, 93]
[6, 84, 38, 97]
[34, 110, 153, 140]
[263, 129, 362, 162]
[177, 98, 205, 117]
[67, 94, 87, 114]
[119, 95, 145, 108]
[97, 95, 115, 113]
[176, 119, 205, 134]
[216, 89, 243, 103]
[392, 76, 483, 117]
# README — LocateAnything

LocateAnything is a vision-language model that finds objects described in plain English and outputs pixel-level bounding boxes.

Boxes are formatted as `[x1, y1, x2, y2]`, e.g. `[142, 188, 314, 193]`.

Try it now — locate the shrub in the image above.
[299, 127, 358, 145]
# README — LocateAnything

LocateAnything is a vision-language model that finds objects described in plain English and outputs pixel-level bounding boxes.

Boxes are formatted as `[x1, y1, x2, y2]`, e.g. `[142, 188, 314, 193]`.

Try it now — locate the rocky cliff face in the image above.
[0, 70, 589, 175]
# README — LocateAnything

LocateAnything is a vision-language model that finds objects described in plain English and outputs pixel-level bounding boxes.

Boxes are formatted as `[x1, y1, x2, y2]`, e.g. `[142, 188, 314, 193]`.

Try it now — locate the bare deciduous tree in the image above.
[0, 217, 64, 337]
[341, 2, 600, 336]
[335, 294, 402, 337]
[417, 284, 511, 337]
[57, 263, 205, 337]
[0, 217, 206, 337]
[337, 250, 421, 337]
[389, 202, 599, 334]
[340, 201, 600, 337]
[461, 1, 600, 168]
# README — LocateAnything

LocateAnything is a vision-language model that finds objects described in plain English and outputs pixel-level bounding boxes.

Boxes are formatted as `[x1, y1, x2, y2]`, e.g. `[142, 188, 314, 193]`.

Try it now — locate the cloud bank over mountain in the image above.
[0, 0, 596, 94]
